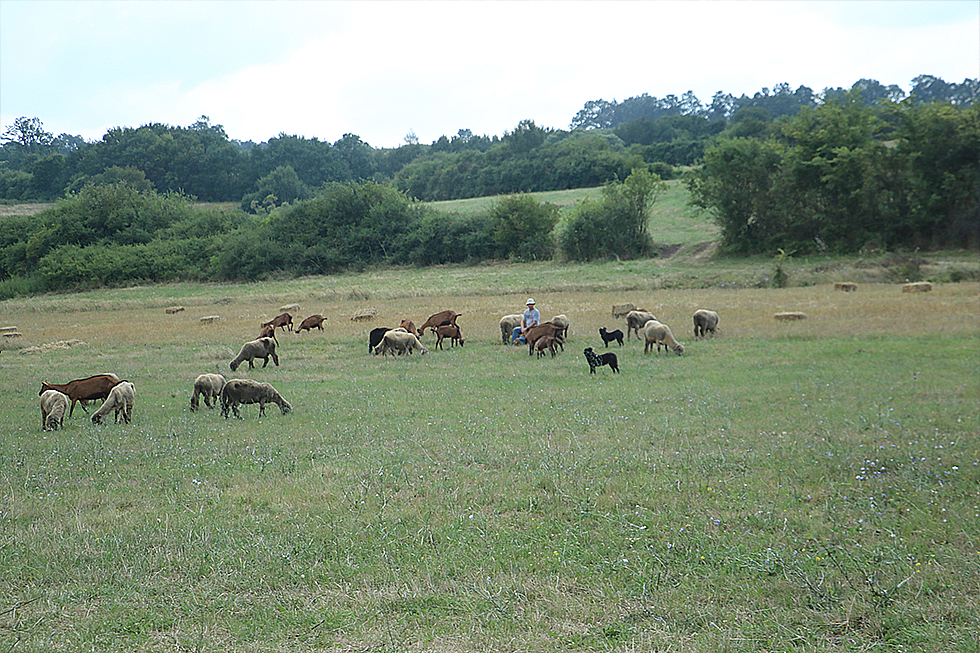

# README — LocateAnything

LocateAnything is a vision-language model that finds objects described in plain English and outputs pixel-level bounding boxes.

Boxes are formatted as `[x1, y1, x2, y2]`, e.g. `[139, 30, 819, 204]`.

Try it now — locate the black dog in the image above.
[598, 327, 624, 347]
[584, 347, 620, 374]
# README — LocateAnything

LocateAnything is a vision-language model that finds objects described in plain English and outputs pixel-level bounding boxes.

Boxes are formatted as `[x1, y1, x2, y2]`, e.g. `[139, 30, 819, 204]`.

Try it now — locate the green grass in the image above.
[0, 270, 977, 651]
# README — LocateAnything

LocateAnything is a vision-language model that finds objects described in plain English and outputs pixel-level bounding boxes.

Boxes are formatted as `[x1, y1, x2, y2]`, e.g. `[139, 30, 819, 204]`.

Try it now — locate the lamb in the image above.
[91, 381, 136, 425]
[295, 314, 326, 333]
[626, 310, 657, 340]
[643, 320, 685, 355]
[221, 378, 291, 418]
[550, 314, 570, 339]
[693, 309, 719, 339]
[435, 324, 464, 350]
[261, 312, 293, 333]
[377, 329, 428, 357]
[417, 310, 461, 337]
[583, 347, 620, 373]
[499, 314, 522, 345]
[535, 335, 557, 358]
[229, 337, 279, 371]
[598, 327, 624, 347]
[40, 389, 69, 431]
[191, 373, 226, 411]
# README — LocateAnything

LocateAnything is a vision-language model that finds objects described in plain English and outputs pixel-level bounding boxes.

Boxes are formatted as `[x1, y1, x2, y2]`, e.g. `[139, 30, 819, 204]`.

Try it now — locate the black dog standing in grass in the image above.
[584, 347, 620, 374]
[598, 327, 624, 347]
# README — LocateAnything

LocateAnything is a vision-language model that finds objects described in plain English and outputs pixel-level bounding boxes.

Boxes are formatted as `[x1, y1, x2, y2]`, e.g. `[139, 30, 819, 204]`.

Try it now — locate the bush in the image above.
[489, 194, 560, 261]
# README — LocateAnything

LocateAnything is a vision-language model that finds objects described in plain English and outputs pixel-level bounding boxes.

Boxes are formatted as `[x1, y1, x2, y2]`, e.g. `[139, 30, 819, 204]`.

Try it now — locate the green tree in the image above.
[489, 193, 560, 260]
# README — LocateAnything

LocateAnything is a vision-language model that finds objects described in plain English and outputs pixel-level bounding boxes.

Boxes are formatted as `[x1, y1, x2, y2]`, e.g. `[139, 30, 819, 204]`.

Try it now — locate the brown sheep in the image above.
[221, 378, 291, 418]
[435, 324, 464, 350]
[295, 314, 326, 333]
[40, 373, 121, 418]
[417, 310, 461, 337]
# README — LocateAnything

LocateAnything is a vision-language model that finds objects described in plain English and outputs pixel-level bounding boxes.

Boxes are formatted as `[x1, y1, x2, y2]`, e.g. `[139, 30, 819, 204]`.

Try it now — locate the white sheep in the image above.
[499, 314, 522, 345]
[221, 378, 292, 418]
[643, 320, 685, 355]
[40, 389, 69, 431]
[377, 329, 428, 357]
[693, 309, 719, 339]
[91, 381, 136, 424]
[626, 310, 657, 340]
[191, 373, 226, 411]
[229, 337, 279, 371]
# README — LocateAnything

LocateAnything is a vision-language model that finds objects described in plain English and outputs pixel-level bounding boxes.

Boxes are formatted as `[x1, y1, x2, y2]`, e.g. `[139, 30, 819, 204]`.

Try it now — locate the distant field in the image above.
[430, 180, 720, 246]
[0, 257, 977, 651]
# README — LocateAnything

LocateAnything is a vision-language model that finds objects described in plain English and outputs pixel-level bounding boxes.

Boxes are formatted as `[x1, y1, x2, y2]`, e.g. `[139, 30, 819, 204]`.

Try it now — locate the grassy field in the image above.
[0, 250, 978, 652]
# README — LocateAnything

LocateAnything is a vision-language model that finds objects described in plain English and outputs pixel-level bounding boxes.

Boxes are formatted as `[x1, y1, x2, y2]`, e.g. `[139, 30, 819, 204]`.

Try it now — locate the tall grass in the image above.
[0, 273, 977, 651]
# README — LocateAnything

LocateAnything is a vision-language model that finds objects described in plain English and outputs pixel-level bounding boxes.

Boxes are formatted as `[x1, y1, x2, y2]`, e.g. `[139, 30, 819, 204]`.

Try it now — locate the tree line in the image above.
[2, 75, 975, 207]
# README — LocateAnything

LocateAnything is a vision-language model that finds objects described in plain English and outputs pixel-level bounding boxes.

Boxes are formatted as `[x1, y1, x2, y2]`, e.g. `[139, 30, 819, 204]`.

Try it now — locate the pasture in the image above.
[0, 267, 978, 652]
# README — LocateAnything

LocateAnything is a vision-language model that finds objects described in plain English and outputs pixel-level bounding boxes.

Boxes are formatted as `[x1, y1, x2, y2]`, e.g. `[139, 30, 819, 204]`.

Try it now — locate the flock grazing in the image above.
[33, 305, 720, 428]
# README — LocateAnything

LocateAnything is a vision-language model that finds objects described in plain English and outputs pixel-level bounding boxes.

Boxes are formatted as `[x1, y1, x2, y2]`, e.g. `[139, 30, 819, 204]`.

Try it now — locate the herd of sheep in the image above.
[36, 306, 719, 429]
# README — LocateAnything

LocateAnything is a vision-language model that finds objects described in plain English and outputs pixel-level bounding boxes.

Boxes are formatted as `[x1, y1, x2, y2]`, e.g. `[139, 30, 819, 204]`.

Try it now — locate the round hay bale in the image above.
[200, 315, 221, 324]
[280, 304, 300, 312]
[612, 303, 637, 318]
[351, 309, 376, 322]
[774, 312, 807, 321]
[902, 282, 933, 293]
[165, 306, 185, 314]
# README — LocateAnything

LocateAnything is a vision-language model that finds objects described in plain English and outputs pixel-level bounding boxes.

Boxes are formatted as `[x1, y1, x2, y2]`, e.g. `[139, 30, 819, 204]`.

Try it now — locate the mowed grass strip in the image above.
[0, 278, 977, 652]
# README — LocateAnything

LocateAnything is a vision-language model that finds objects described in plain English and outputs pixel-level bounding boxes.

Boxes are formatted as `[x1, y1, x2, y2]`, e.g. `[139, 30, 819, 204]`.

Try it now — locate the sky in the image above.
[1, 0, 978, 149]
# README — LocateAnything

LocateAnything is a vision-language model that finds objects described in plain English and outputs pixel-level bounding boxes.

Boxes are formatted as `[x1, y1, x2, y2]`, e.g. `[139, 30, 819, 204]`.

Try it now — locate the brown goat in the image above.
[399, 319, 420, 337]
[535, 335, 557, 358]
[417, 310, 461, 337]
[435, 324, 464, 350]
[39, 373, 121, 418]
[295, 314, 326, 333]
[258, 324, 278, 343]
[523, 322, 565, 356]
[261, 312, 293, 333]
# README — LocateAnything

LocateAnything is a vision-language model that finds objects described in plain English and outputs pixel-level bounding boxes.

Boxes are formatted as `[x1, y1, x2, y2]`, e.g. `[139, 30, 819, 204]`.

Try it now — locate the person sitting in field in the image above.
[511, 298, 540, 344]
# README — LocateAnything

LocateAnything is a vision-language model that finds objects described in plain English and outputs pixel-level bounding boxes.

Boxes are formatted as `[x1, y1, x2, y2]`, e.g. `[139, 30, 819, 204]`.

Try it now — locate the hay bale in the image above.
[200, 315, 221, 324]
[774, 312, 807, 321]
[612, 303, 637, 318]
[350, 309, 376, 322]
[834, 282, 858, 292]
[165, 305, 185, 314]
[2, 331, 22, 338]
[280, 303, 300, 312]
[902, 282, 932, 293]
[0, 326, 17, 334]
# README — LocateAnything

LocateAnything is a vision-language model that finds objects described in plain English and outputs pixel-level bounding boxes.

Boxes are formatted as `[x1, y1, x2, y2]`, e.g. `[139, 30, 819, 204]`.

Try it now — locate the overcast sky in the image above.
[1, 0, 977, 148]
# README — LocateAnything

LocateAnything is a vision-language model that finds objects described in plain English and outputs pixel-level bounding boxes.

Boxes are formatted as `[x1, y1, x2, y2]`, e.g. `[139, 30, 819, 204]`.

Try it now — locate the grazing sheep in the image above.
[598, 327, 624, 347]
[229, 337, 279, 371]
[435, 324, 464, 350]
[535, 335, 557, 358]
[902, 282, 932, 293]
[261, 312, 293, 333]
[40, 389, 69, 431]
[550, 314, 570, 339]
[417, 310, 461, 337]
[499, 314, 522, 345]
[643, 320, 685, 355]
[191, 373, 226, 411]
[296, 314, 326, 333]
[626, 310, 657, 340]
[221, 378, 291, 418]
[693, 309, 720, 339]
[583, 347, 619, 373]
[834, 282, 858, 292]
[40, 373, 121, 418]
[377, 329, 428, 357]
[91, 381, 136, 425]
